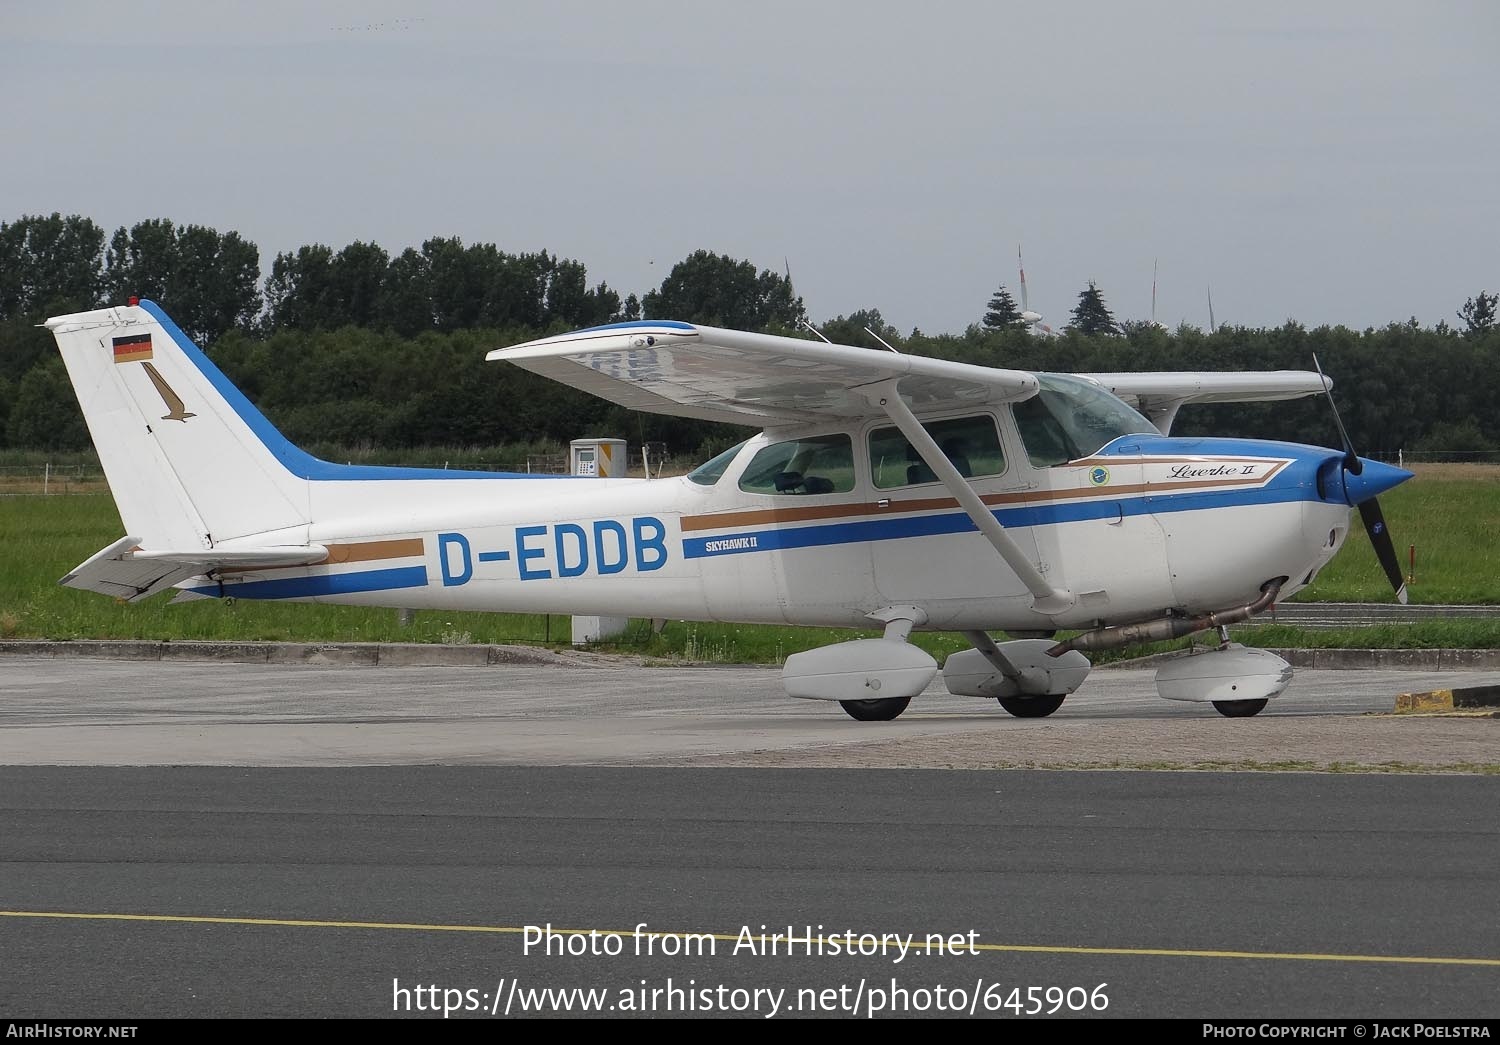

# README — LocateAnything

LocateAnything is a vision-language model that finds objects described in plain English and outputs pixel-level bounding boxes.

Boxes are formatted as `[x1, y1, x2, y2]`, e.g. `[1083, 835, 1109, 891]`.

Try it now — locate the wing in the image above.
[1079, 371, 1332, 434]
[62, 536, 329, 602]
[488, 322, 1039, 425]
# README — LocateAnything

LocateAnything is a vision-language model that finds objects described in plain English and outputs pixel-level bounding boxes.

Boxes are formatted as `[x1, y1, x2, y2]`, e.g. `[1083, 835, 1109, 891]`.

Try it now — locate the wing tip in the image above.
[490, 320, 701, 360]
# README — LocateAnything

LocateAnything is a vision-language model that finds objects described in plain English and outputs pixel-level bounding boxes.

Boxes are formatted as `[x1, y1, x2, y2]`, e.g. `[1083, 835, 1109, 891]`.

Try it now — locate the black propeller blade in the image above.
[1312, 354, 1360, 475]
[1358, 499, 1409, 605]
[1312, 355, 1409, 604]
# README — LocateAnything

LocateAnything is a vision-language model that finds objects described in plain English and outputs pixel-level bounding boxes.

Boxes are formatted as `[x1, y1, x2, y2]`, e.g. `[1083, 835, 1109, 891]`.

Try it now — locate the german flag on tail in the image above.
[112, 333, 152, 363]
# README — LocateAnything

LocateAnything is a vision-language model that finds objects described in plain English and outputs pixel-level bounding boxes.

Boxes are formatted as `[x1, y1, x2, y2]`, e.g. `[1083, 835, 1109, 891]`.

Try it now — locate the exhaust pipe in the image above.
[1046, 579, 1284, 657]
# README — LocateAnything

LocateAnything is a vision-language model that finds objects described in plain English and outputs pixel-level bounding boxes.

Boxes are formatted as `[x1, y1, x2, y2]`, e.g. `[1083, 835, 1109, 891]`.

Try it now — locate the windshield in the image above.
[1013, 374, 1155, 466]
[685, 440, 748, 486]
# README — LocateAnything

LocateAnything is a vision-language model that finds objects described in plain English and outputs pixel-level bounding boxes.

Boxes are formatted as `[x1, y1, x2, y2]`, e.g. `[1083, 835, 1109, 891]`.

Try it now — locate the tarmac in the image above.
[3, 642, 1497, 771]
[4, 637, 1499, 671]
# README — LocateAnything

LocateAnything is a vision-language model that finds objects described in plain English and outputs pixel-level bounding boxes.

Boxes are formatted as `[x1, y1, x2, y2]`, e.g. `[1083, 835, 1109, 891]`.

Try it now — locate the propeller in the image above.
[1312, 355, 1409, 604]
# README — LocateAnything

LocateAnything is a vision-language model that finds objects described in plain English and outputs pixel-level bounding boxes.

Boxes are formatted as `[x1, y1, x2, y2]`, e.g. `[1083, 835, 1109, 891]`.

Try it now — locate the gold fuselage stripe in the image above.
[682, 460, 1290, 532]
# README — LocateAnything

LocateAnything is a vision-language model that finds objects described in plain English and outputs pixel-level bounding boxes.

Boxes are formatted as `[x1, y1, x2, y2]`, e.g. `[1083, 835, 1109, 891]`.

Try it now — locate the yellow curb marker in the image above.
[1395, 689, 1457, 713]
[1395, 684, 1500, 714]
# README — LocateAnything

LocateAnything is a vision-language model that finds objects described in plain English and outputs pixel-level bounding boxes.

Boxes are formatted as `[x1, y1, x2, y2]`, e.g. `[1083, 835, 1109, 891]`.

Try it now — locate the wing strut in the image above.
[863, 382, 1075, 616]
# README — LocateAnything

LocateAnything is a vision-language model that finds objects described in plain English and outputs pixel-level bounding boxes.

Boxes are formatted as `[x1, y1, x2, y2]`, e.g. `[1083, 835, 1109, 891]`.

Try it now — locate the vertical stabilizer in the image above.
[46, 301, 310, 549]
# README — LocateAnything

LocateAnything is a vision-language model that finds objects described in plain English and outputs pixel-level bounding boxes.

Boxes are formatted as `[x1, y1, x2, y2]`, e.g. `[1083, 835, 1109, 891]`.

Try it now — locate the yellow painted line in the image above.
[0, 910, 524, 934]
[2, 911, 1498, 967]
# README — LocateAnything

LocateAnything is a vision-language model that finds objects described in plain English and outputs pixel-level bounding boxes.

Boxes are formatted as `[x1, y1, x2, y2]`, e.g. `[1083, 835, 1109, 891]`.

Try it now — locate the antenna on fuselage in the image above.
[800, 319, 834, 344]
[864, 326, 901, 354]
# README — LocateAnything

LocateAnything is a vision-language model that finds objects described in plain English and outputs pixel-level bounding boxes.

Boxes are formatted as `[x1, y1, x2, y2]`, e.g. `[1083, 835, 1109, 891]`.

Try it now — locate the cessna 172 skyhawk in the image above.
[46, 300, 1411, 721]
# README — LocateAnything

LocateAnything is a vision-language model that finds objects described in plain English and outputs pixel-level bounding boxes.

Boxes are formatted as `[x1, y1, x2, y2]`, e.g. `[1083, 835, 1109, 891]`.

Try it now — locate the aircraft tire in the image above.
[997, 694, 1066, 718]
[1212, 698, 1269, 718]
[838, 697, 912, 721]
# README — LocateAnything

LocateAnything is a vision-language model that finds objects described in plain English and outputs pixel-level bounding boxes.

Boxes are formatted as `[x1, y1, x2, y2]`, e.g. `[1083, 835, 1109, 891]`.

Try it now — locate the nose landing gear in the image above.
[1156, 625, 1292, 717]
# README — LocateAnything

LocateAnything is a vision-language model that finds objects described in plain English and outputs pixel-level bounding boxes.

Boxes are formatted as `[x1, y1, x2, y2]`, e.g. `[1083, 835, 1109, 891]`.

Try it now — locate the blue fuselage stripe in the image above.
[190, 565, 430, 600]
[682, 485, 1317, 558]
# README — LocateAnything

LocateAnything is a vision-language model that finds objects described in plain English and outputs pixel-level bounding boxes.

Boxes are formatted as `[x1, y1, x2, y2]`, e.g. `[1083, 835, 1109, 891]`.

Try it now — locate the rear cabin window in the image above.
[737, 434, 856, 495]
[686, 440, 748, 486]
[867, 415, 1006, 489]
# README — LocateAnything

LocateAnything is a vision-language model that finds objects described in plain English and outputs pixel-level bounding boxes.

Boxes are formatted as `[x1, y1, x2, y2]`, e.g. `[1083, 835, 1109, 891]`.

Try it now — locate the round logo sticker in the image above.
[1089, 466, 1111, 486]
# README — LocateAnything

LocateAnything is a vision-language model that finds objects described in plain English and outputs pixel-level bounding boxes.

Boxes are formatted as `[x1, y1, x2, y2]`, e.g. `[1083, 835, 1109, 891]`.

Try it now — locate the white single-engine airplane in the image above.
[46, 300, 1412, 720]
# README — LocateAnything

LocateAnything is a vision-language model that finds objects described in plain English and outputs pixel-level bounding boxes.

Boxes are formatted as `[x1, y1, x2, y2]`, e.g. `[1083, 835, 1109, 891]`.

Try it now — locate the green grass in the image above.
[1289, 465, 1500, 603]
[2, 470, 1497, 661]
[0, 495, 911, 657]
[1229, 621, 1500, 649]
[0, 495, 552, 645]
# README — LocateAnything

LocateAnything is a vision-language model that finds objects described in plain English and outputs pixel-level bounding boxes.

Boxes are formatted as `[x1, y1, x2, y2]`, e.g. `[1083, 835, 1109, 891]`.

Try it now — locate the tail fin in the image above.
[45, 300, 310, 549]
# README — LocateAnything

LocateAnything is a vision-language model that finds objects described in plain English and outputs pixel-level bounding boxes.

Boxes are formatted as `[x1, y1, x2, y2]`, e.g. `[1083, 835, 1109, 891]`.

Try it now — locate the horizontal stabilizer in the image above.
[61, 536, 328, 603]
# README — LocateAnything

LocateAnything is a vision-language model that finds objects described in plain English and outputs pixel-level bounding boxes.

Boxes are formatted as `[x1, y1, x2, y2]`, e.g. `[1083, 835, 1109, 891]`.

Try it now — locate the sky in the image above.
[4, 1, 1496, 335]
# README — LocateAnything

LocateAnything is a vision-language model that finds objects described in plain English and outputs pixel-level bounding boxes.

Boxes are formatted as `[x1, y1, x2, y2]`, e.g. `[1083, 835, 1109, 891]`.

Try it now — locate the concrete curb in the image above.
[1276, 648, 1500, 671]
[1090, 647, 1500, 672]
[0, 639, 592, 668]
[2, 639, 1498, 671]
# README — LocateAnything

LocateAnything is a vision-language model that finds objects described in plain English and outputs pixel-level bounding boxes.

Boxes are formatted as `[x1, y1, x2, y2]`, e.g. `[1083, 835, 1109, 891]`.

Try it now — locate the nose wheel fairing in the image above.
[1154, 643, 1293, 708]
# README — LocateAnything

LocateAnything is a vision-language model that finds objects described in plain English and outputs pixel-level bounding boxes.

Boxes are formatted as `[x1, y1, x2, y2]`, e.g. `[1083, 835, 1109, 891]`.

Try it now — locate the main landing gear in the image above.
[944, 633, 1090, 719]
[782, 608, 940, 722]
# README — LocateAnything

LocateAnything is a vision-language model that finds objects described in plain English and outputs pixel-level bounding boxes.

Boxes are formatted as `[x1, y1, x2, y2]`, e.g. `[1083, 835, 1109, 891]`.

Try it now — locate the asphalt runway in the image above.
[2, 656, 1498, 1019]
[2, 767, 1497, 1019]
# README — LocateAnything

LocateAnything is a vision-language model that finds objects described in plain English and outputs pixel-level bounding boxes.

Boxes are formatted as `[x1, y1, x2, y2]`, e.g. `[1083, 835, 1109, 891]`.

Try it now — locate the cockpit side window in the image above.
[868, 415, 1006, 489]
[738, 434, 855, 495]
[1013, 394, 1076, 467]
[686, 440, 748, 486]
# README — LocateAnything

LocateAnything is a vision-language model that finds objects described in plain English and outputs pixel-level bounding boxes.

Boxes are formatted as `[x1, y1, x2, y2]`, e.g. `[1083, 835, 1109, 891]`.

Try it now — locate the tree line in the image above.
[983, 278, 1500, 341]
[1, 212, 1496, 458]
